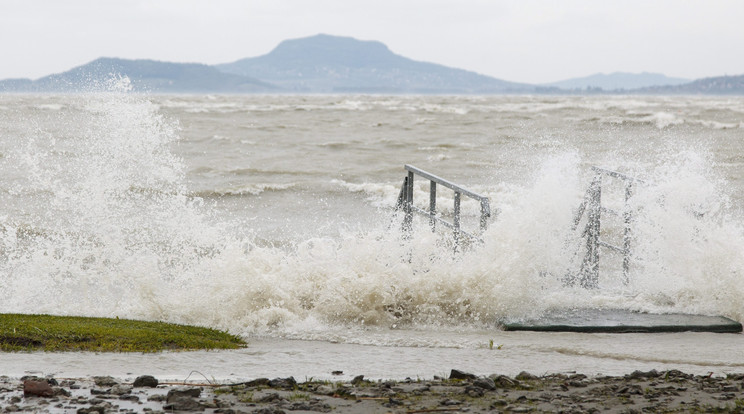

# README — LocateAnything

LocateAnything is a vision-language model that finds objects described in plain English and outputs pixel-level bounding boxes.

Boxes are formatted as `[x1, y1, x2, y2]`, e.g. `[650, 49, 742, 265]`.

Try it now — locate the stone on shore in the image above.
[627, 369, 660, 379]
[449, 369, 477, 380]
[164, 395, 202, 411]
[253, 408, 286, 414]
[245, 377, 270, 387]
[268, 377, 297, 389]
[110, 384, 132, 395]
[92, 376, 118, 387]
[473, 376, 496, 390]
[315, 385, 335, 395]
[133, 374, 159, 388]
[23, 380, 54, 397]
[77, 406, 106, 414]
[167, 387, 202, 399]
[165, 387, 203, 411]
[515, 371, 538, 380]
[490, 374, 520, 388]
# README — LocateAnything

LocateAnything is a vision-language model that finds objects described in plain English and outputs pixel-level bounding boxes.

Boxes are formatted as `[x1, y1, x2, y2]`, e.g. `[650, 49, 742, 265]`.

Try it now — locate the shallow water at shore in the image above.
[5, 331, 744, 381]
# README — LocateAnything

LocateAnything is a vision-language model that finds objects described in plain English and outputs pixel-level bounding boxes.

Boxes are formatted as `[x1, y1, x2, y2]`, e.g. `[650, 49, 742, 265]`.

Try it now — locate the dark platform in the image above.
[503, 309, 743, 333]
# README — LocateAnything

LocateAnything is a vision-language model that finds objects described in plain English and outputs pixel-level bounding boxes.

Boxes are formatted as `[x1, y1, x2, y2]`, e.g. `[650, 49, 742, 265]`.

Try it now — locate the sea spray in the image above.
[627, 151, 744, 320]
[0, 79, 235, 321]
[1, 91, 744, 341]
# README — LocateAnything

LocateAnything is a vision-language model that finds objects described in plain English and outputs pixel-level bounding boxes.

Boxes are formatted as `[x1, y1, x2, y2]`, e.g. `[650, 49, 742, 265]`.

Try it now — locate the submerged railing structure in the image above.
[571, 166, 644, 289]
[395, 164, 491, 242]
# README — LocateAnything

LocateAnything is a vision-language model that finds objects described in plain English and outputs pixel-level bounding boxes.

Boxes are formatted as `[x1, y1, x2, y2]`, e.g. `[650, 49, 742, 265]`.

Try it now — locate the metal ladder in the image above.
[395, 164, 491, 243]
[571, 166, 643, 288]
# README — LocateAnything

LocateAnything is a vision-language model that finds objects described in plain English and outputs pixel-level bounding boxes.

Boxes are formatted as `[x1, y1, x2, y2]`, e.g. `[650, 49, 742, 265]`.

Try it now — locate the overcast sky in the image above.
[1, 0, 743, 84]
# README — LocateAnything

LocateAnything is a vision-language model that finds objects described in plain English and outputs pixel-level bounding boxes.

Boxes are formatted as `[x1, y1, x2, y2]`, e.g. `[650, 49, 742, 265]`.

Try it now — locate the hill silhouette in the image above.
[546, 72, 690, 91]
[638, 74, 744, 95]
[216, 34, 533, 93]
[0, 58, 275, 93]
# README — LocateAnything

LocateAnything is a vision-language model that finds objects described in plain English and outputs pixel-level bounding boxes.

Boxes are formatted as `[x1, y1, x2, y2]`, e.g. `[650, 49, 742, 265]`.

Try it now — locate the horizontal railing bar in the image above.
[598, 241, 625, 253]
[405, 164, 488, 203]
[592, 166, 645, 184]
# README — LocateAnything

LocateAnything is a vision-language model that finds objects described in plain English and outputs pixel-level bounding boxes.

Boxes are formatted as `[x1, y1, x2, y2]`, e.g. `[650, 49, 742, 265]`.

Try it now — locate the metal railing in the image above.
[395, 164, 491, 242]
[571, 166, 644, 288]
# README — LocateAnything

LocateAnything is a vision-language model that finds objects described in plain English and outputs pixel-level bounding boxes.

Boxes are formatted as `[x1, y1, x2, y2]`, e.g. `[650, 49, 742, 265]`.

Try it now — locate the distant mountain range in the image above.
[1, 34, 742, 94]
[638, 74, 744, 94]
[544, 72, 690, 91]
[0, 58, 276, 93]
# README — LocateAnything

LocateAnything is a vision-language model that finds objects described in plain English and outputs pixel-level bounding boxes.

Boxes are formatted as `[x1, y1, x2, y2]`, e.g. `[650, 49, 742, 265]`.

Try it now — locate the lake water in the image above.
[1, 82, 744, 379]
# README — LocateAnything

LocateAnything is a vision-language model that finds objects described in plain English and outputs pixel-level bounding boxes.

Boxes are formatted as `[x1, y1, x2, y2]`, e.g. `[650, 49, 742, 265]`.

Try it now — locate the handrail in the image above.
[572, 167, 641, 288]
[405, 165, 490, 204]
[395, 164, 491, 243]
[591, 166, 645, 185]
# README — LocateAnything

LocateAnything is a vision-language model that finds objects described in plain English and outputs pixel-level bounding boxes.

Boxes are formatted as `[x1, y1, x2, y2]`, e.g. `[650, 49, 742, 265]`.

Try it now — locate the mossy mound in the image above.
[0, 313, 245, 352]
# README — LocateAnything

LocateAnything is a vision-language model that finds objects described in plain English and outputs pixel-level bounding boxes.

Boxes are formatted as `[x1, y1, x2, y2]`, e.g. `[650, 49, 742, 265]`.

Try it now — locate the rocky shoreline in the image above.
[2, 369, 744, 413]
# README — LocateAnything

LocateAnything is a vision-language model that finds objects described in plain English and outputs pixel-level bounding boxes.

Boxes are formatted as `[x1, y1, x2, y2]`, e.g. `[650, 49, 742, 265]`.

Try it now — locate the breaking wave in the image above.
[1, 87, 743, 341]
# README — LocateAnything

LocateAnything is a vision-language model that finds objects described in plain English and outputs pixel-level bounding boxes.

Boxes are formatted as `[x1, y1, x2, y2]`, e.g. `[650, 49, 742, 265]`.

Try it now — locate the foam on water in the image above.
[1, 88, 743, 345]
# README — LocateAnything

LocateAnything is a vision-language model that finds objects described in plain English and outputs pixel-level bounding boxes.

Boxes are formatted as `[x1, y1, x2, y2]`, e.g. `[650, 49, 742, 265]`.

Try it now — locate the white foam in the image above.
[690, 119, 742, 130]
[208, 182, 296, 196]
[2, 91, 744, 346]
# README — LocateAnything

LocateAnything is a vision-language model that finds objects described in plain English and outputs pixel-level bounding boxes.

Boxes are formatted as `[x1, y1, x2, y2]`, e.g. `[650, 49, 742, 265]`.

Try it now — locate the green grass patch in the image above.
[0, 313, 246, 352]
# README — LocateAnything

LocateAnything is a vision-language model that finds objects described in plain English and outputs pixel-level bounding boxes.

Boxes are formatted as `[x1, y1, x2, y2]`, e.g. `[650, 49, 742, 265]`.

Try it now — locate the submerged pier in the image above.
[503, 309, 743, 333]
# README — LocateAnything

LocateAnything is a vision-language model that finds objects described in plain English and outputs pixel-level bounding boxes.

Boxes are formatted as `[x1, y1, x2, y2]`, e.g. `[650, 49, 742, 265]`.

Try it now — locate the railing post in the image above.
[622, 181, 633, 284]
[429, 181, 437, 231]
[453, 191, 461, 240]
[402, 173, 413, 234]
[580, 174, 602, 289]
[480, 200, 490, 233]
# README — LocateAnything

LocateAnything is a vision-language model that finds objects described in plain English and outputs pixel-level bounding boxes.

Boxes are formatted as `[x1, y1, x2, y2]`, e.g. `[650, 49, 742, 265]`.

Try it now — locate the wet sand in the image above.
[3, 369, 744, 413]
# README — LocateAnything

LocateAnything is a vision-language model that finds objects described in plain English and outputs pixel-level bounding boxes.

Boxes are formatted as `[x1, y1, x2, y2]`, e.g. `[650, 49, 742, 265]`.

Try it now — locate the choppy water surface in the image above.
[1, 86, 744, 378]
